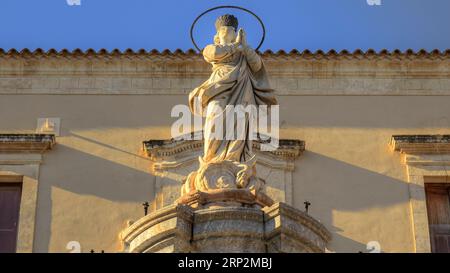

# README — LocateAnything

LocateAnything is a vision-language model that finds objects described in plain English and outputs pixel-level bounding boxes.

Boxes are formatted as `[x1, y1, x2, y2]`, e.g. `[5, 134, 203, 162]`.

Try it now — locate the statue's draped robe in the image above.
[189, 43, 277, 164]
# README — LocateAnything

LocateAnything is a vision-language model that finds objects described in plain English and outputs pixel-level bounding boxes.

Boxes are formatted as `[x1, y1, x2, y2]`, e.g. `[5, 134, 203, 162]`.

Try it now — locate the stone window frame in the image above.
[390, 135, 450, 253]
[0, 134, 55, 252]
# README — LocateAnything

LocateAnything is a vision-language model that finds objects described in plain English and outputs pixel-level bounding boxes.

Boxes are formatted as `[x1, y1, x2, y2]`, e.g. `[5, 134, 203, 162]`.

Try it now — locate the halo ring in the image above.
[190, 6, 266, 52]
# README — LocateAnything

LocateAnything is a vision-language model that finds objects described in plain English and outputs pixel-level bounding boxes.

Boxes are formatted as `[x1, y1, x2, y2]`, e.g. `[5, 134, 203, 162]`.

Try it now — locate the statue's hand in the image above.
[241, 29, 248, 48]
[234, 28, 243, 46]
[231, 29, 244, 53]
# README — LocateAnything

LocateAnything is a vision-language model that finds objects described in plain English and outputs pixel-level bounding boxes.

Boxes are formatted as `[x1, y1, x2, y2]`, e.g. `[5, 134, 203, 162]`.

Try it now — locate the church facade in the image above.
[0, 48, 449, 253]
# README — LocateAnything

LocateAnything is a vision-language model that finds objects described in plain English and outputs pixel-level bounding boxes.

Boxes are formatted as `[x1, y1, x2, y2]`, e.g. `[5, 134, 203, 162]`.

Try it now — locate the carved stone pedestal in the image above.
[177, 188, 274, 209]
[120, 202, 331, 253]
[263, 203, 331, 253]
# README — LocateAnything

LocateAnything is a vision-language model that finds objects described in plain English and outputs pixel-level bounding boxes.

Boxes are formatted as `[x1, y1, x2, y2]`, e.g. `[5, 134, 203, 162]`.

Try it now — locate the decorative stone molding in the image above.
[120, 202, 331, 253]
[263, 202, 332, 253]
[120, 204, 193, 253]
[143, 138, 304, 162]
[177, 189, 274, 209]
[1, 49, 449, 96]
[0, 134, 55, 252]
[191, 206, 267, 253]
[390, 135, 450, 252]
[143, 136, 304, 211]
[390, 135, 450, 154]
[0, 134, 55, 153]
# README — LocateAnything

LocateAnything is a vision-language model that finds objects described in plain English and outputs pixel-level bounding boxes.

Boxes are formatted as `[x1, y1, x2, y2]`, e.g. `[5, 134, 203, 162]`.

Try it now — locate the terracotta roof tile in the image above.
[0, 48, 449, 60]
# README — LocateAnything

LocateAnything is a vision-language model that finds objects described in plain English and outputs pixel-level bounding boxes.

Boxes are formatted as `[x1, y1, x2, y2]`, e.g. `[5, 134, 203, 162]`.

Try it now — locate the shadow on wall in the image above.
[70, 132, 151, 161]
[34, 143, 156, 252]
[294, 151, 415, 253]
[33, 136, 416, 252]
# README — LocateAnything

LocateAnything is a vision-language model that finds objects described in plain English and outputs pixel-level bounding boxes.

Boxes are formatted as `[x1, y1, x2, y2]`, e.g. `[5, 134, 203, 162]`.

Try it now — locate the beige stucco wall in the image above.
[0, 51, 449, 252]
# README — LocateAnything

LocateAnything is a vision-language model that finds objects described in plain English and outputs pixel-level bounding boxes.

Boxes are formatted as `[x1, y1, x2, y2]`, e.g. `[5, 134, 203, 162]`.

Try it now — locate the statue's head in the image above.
[214, 14, 238, 45]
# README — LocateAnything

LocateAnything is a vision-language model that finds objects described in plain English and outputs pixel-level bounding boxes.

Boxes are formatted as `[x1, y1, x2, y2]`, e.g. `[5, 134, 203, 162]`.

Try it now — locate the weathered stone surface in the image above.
[143, 136, 304, 161]
[390, 135, 450, 154]
[120, 202, 331, 253]
[177, 189, 273, 209]
[1, 49, 448, 95]
[191, 207, 266, 253]
[0, 134, 55, 153]
[264, 202, 331, 253]
[120, 204, 194, 253]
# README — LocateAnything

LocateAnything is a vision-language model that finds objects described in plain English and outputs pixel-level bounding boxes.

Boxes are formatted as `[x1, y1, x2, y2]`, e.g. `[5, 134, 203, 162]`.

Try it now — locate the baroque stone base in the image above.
[176, 189, 274, 209]
[120, 202, 331, 253]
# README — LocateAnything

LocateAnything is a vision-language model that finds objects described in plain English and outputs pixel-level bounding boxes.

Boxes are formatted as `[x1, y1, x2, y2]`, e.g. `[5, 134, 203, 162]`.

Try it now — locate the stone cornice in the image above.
[390, 135, 450, 154]
[1, 48, 449, 96]
[143, 137, 305, 162]
[1, 48, 448, 78]
[0, 134, 56, 153]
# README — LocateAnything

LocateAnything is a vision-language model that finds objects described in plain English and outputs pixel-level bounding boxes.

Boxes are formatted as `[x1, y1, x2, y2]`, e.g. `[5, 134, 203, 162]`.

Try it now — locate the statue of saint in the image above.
[181, 14, 277, 206]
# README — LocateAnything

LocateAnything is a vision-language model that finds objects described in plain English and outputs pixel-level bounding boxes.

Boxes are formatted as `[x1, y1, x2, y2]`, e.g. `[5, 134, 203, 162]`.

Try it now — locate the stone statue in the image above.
[180, 14, 278, 207]
[121, 13, 331, 253]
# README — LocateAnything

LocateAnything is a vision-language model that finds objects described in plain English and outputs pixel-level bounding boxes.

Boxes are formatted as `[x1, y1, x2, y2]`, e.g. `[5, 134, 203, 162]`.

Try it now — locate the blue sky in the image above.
[1, 0, 449, 52]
